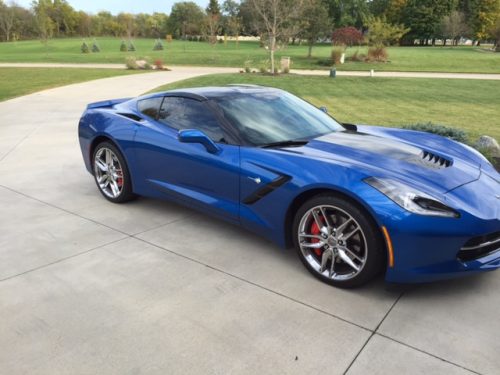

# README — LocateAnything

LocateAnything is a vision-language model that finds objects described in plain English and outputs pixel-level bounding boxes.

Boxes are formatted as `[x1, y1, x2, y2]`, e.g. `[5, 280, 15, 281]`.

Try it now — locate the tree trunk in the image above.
[443, 39, 447, 46]
[307, 42, 313, 58]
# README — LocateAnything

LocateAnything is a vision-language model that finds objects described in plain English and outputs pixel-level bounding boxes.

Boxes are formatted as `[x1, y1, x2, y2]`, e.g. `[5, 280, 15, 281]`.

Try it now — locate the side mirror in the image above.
[319, 106, 328, 113]
[178, 129, 220, 154]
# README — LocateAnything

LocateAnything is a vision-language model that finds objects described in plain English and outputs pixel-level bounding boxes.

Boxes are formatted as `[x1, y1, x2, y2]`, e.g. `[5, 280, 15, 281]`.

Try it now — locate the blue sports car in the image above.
[78, 85, 500, 288]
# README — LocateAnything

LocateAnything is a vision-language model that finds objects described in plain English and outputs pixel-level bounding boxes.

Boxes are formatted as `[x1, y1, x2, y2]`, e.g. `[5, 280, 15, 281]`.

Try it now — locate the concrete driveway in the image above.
[0, 68, 498, 375]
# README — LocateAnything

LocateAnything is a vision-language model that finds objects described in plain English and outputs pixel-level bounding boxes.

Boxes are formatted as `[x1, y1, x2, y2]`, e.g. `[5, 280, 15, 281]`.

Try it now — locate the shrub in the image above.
[125, 56, 138, 70]
[367, 46, 388, 62]
[218, 38, 224, 44]
[154, 59, 164, 70]
[402, 123, 468, 143]
[91, 41, 100, 53]
[120, 40, 127, 52]
[153, 39, 164, 51]
[283, 66, 290, 74]
[144, 62, 152, 70]
[81, 42, 90, 53]
[331, 48, 343, 64]
[127, 41, 136, 52]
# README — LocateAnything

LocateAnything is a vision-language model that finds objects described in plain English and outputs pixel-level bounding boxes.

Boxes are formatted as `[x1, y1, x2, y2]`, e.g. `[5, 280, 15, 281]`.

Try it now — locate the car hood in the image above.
[290, 128, 482, 194]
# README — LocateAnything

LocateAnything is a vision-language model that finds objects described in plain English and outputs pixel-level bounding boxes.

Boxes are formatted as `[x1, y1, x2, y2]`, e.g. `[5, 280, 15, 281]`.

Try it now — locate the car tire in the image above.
[92, 141, 136, 203]
[293, 194, 385, 288]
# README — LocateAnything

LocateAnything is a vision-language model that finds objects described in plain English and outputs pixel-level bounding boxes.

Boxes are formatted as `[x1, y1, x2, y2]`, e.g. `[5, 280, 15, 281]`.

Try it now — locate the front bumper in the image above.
[371, 172, 500, 283]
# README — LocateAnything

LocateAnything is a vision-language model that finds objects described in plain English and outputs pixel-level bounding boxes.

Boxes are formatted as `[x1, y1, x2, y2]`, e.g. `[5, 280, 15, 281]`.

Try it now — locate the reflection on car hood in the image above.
[290, 129, 482, 193]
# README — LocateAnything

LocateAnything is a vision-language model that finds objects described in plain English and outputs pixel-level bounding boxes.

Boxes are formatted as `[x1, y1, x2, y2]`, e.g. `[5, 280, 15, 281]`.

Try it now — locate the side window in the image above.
[158, 97, 225, 142]
[138, 97, 163, 119]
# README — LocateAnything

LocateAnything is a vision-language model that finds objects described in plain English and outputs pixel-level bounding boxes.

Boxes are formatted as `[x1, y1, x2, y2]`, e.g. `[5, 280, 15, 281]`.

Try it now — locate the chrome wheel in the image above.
[298, 205, 368, 281]
[93, 147, 124, 199]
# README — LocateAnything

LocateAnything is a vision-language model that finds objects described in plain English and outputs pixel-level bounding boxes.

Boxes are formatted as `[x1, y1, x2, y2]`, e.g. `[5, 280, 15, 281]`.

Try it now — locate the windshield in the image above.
[214, 90, 343, 146]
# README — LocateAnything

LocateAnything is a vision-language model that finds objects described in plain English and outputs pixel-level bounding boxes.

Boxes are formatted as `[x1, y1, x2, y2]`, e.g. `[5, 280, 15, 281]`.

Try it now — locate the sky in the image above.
[13, 0, 208, 14]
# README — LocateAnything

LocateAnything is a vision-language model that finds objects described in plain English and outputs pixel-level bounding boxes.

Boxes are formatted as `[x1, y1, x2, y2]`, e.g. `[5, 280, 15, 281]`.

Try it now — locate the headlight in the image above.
[365, 177, 459, 218]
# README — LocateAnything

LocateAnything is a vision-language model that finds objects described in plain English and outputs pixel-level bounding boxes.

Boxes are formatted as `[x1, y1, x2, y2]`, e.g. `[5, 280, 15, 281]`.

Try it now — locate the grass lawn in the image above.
[0, 67, 144, 101]
[0, 38, 499, 73]
[150, 73, 500, 142]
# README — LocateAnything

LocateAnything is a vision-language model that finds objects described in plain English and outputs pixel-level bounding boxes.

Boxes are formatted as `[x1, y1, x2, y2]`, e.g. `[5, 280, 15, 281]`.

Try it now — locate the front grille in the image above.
[421, 151, 452, 169]
[458, 231, 500, 262]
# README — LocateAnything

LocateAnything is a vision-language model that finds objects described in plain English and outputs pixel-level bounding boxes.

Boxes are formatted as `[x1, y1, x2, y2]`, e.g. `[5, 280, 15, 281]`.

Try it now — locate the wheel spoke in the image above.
[110, 180, 120, 196]
[340, 246, 363, 263]
[301, 241, 325, 249]
[105, 149, 112, 165]
[311, 209, 323, 229]
[319, 248, 333, 273]
[329, 253, 336, 278]
[341, 227, 359, 241]
[95, 158, 108, 172]
[336, 218, 352, 235]
[319, 207, 333, 228]
[338, 248, 360, 271]
[299, 233, 324, 241]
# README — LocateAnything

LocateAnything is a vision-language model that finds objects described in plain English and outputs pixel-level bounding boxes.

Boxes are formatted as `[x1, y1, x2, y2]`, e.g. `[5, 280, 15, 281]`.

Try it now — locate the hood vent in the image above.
[419, 151, 452, 169]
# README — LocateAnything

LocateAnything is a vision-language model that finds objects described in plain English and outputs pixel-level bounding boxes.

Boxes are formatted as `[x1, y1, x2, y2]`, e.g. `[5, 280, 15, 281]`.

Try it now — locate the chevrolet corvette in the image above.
[78, 85, 500, 287]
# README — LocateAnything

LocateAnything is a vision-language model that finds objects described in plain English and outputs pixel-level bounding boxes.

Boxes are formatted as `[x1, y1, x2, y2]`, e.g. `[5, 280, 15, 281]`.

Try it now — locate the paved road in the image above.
[2, 62, 500, 80]
[0, 70, 498, 374]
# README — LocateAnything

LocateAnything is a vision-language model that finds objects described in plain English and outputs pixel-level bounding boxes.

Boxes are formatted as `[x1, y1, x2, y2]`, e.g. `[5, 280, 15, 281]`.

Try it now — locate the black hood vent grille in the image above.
[420, 151, 452, 169]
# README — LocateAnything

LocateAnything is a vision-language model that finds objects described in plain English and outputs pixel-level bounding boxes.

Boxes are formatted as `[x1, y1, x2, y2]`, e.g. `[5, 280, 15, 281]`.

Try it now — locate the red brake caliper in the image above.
[310, 221, 323, 257]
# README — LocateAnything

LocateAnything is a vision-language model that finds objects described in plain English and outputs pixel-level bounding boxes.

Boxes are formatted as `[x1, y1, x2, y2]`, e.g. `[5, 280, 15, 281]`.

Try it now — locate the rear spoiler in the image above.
[86, 98, 132, 110]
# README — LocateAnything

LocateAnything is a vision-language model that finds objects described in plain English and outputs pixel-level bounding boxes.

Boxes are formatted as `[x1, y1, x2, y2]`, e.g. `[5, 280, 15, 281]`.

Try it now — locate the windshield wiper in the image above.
[260, 140, 309, 149]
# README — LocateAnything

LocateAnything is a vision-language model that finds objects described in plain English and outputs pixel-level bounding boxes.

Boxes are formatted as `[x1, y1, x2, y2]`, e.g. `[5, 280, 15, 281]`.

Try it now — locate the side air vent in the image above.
[118, 113, 143, 122]
[420, 151, 452, 169]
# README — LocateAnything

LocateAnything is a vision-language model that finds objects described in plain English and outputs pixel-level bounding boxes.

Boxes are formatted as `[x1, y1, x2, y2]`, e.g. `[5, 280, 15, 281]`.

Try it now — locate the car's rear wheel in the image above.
[92, 142, 136, 203]
[293, 195, 384, 288]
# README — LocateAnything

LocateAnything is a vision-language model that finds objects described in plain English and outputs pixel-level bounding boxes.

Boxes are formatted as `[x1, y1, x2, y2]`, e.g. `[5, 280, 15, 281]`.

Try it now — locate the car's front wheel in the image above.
[92, 141, 136, 203]
[293, 195, 385, 288]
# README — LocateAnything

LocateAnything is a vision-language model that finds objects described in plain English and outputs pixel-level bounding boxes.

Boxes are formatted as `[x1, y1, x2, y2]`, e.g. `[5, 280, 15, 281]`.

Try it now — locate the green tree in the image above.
[402, 0, 456, 45]
[325, 0, 370, 28]
[0, 0, 15, 41]
[222, 0, 241, 39]
[76, 10, 91, 37]
[440, 10, 469, 45]
[117, 13, 135, 38]
[301, 0, 331, 57]
[250, 0, 304, 73]
[32, 0, 55, 46]
[206, 0, 221, 43]
[167, 2, 205, 38]
[147, 13, 168, 38]
[366, 16, 409, 46]
[10, 4, 37, 40]
[490, 16, 500, 50]
[468, 0, 500, 42]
